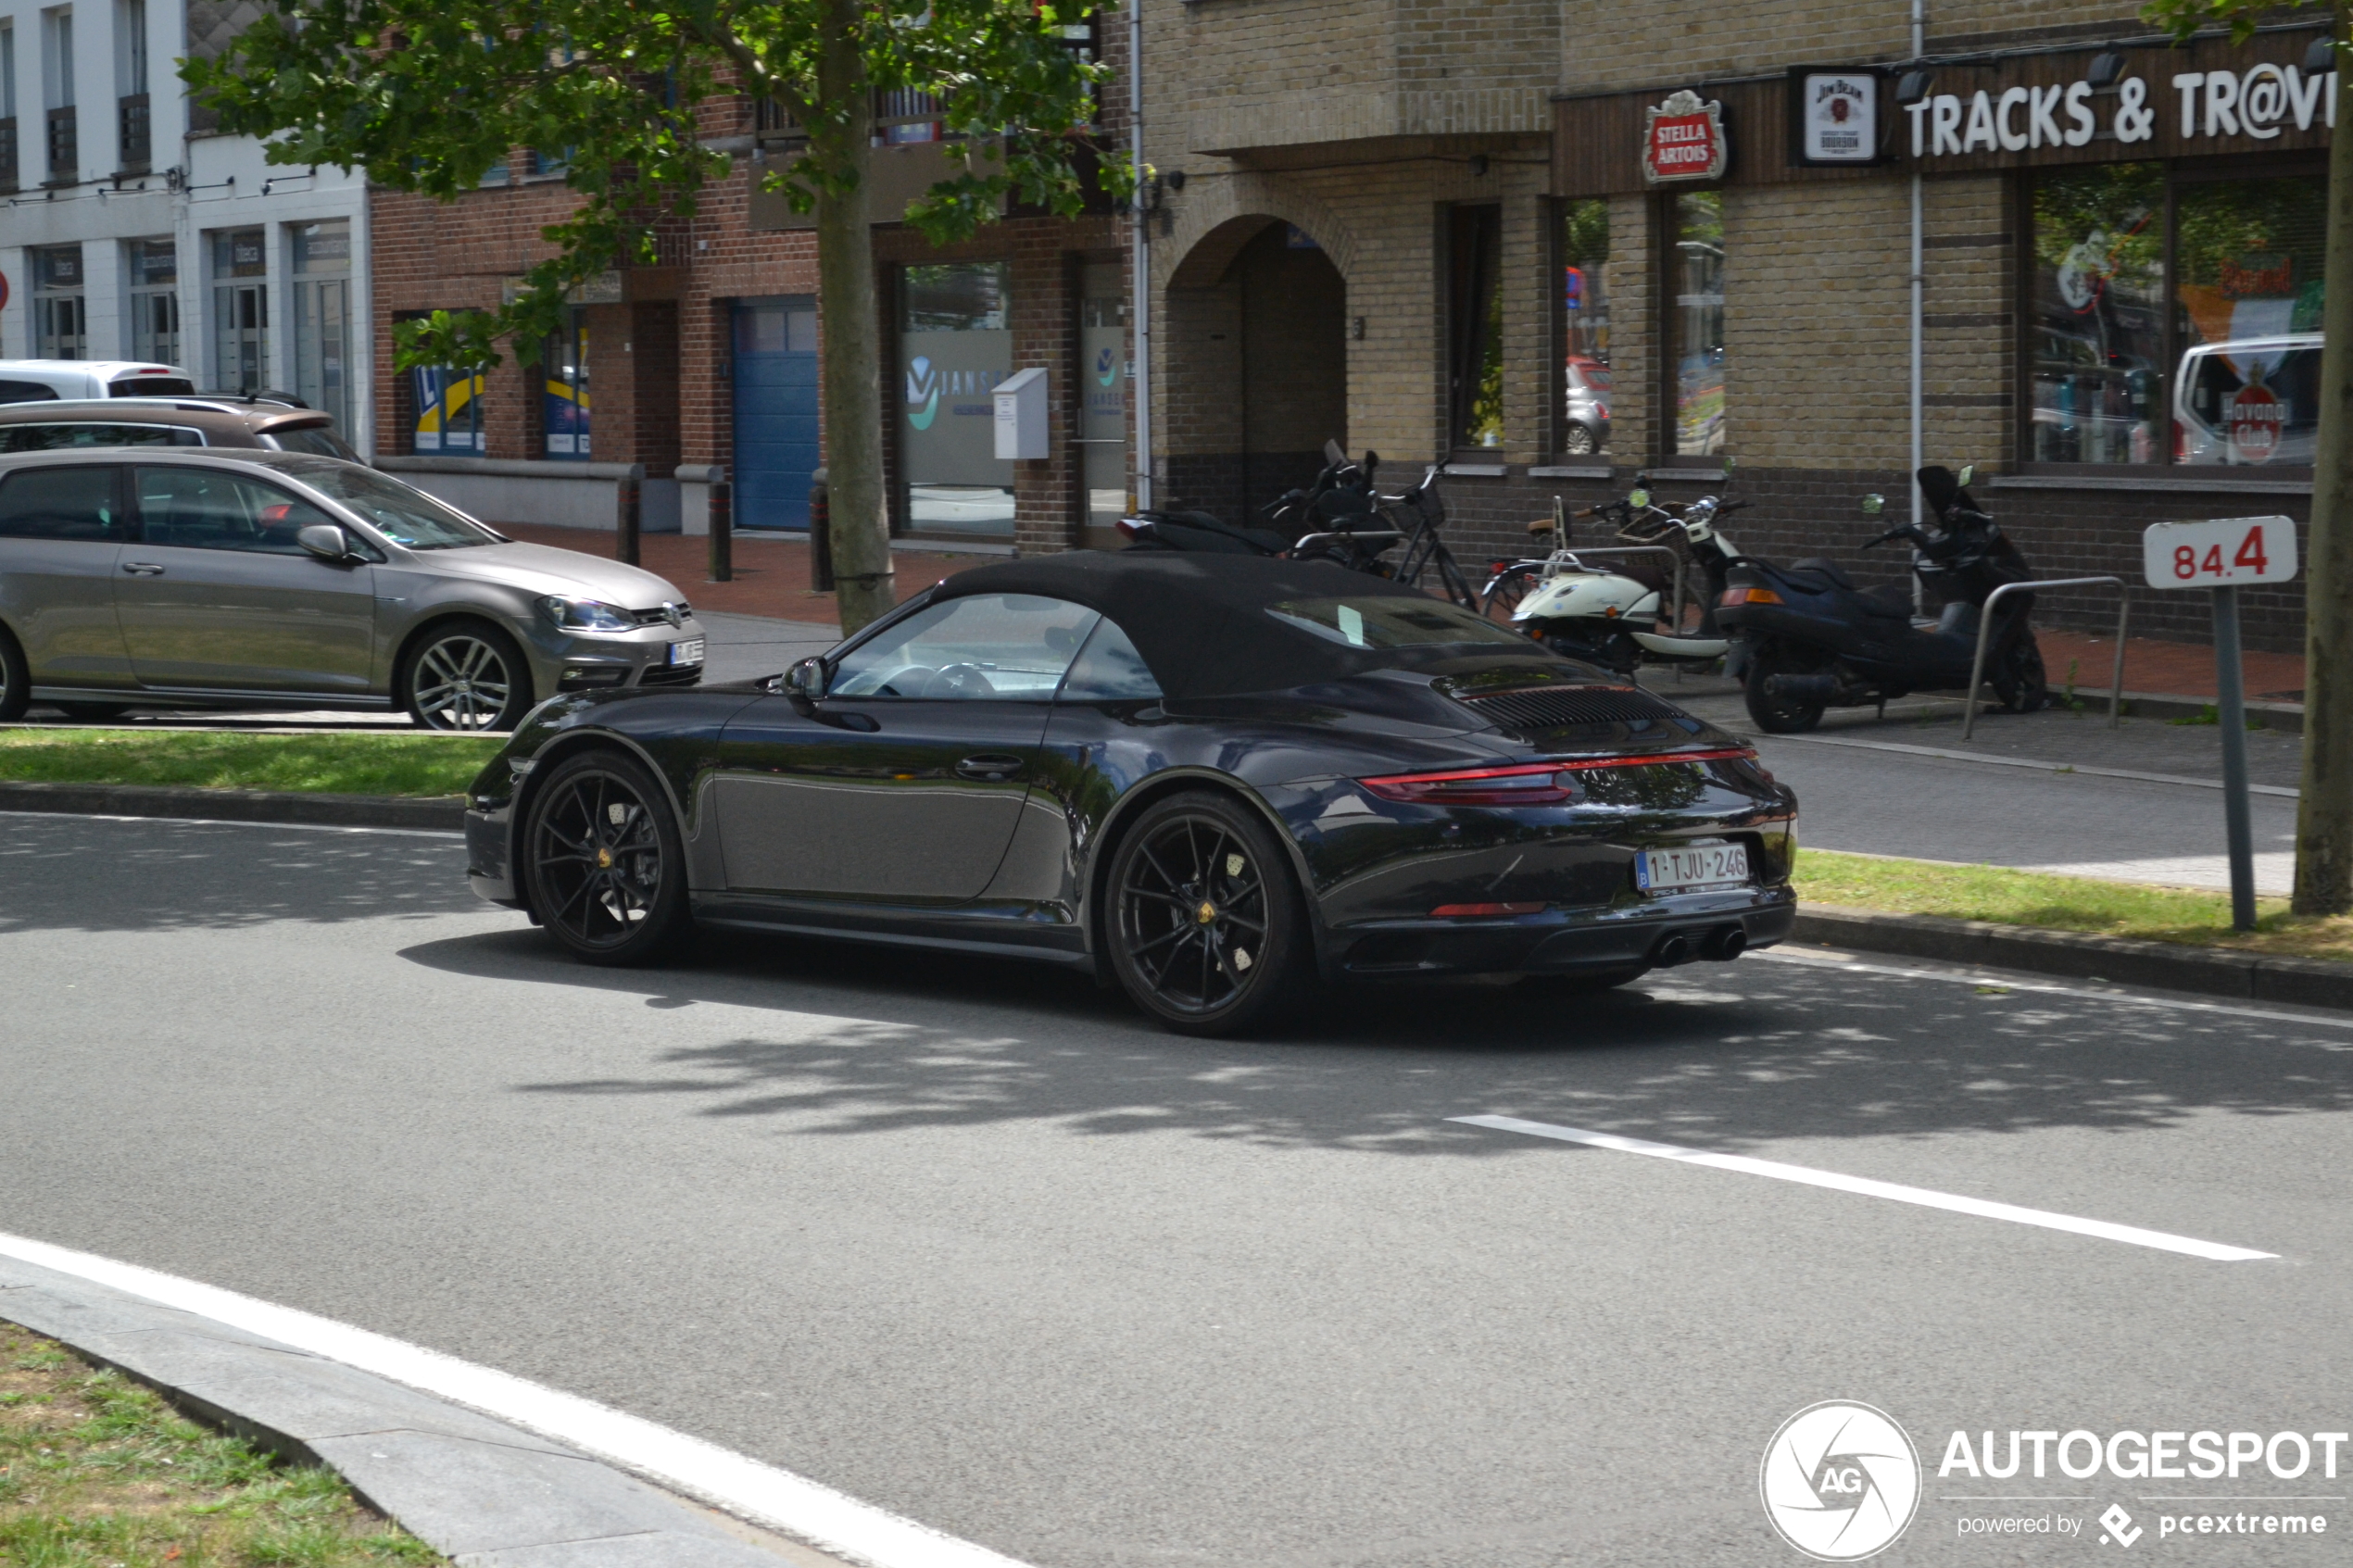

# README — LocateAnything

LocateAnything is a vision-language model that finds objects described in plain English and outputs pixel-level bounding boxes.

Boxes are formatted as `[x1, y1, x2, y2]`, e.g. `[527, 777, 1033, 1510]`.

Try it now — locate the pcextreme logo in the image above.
[904, 356, 940, 430]
[1095, 346, 1119, 386]
[1762, 1401, 1923, 1561]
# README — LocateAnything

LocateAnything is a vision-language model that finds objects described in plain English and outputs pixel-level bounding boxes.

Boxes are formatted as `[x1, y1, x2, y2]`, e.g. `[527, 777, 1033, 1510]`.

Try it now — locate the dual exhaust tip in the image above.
[1652, 924, 1747, 968]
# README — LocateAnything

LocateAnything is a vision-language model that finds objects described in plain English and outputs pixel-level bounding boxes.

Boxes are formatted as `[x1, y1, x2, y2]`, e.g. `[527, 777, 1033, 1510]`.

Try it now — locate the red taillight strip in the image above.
[1359, 747, 1755, 790]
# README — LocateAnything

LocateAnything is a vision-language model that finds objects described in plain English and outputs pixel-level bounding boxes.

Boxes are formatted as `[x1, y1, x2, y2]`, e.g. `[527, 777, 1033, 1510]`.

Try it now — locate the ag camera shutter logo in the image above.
[1761, 1401, 1922, 1560]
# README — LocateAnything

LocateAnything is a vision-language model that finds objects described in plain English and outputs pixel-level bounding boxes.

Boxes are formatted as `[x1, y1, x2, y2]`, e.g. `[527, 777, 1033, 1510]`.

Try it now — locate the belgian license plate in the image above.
[668, 638, 705, 667]
[1635, 842, 1750, 895]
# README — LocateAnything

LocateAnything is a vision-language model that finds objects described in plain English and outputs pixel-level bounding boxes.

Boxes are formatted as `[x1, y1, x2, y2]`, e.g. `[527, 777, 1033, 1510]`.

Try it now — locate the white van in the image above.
[0, 359, 198, 403]
[2174, 334, 2321, 467]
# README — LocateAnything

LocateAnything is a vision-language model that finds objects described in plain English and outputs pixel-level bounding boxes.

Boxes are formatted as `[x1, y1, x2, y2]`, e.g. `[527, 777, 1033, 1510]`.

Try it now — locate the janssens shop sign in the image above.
[1899, 30, 2333, 170]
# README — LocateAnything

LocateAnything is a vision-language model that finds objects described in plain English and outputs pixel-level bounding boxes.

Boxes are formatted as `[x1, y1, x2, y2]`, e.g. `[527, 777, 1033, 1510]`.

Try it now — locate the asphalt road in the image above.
[5, 813, 2349, 1566]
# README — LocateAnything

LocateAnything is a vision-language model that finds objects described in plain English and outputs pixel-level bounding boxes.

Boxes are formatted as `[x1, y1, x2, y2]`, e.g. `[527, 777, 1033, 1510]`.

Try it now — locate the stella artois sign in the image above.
[1643, 89, 1728, 183]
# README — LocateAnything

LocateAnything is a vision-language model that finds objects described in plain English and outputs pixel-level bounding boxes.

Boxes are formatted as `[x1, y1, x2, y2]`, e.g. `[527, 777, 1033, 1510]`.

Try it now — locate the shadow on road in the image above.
[398, 923, 2353, 1156]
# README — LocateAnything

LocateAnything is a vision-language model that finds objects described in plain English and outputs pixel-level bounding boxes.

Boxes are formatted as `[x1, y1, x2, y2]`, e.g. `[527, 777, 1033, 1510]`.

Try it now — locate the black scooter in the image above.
[1715, 464, 2048, 734]
[1118, 441, 1399, 572]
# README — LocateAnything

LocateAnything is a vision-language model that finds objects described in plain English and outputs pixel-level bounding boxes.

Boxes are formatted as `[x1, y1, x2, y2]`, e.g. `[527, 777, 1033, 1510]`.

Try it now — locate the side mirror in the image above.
[296, 523, 353, 560]
[1860, 494, 1885, 516]
[1957, 463, 1976, 487]
[785, 657, 828, 702]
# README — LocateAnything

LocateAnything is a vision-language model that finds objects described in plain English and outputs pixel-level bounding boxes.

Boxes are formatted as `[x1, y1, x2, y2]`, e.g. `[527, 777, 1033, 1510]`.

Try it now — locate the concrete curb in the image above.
[0, 780, 464, 832]
[1791, 905, 2353, 1011]
[0, 1254, 817, 1568]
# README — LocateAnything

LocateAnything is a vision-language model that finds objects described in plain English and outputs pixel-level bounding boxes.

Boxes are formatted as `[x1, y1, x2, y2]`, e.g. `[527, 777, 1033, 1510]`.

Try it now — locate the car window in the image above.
[132, 466, 339, 554]
[0, 467, 126, 541]
[0, 382, 61, 405]
[831, 594, 1101, 700]
[273, 462, 498, 548]
[261, 426, 360, 460]
[108, 377, 197, 397]
[1058, 616, 1162, 701]
[1265, 596, 1531, 650]
[0, 423, 203, 452]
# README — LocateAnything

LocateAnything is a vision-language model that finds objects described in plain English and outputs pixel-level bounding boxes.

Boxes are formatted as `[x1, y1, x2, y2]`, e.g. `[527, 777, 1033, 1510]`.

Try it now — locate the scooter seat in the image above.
[1789, 557, 1853, 588]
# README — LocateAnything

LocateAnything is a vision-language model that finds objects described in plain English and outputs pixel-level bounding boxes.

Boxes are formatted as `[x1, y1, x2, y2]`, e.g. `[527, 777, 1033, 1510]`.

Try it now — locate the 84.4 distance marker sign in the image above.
[2141, 515, 2299, 589]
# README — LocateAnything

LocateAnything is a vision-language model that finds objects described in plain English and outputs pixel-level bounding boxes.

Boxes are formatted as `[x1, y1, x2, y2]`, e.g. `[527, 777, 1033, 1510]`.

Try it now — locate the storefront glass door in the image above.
[900, 262, 1013, 537]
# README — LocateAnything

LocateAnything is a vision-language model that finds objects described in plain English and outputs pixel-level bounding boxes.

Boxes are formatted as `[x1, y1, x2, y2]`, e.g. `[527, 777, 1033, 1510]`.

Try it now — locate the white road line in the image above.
[1755, 947, 2353, 1031]
[0, 809, 460, 839]
[0, 1232, 1036, 1568]
[1448, 1116, 2277, 1262]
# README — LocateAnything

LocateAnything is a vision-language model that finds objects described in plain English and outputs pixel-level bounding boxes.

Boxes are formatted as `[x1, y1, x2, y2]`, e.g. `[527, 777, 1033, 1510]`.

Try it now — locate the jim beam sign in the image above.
[1643, 89, 1728, 182]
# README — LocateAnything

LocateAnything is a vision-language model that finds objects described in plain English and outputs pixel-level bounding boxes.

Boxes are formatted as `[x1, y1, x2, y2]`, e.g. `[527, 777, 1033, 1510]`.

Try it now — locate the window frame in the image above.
[126, 462, 339, 555]
[2013, 151, 2327, 481]
[1656, 187, 1729, 466]
[1443, 201, 1505, 458]
[0, 461, 131, 542]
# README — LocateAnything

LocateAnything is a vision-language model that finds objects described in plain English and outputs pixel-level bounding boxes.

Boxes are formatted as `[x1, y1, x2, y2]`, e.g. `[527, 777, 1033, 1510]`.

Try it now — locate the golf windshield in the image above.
[1265, 597, 1529, 651]
[279, 463, 501, 549]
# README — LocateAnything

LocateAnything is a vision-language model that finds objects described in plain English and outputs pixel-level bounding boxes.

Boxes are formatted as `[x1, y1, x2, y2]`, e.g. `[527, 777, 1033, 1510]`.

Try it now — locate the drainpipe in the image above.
[1908, 0, 1926, 612]
[1129, 0, 1153, 511]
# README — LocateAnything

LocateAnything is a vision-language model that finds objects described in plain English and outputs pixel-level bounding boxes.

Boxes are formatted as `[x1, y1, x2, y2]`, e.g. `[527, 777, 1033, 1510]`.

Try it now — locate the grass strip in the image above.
[0, 1323, 446, 1568]
[1794, 848, 2353, 965]
[0, 731, 501, 798]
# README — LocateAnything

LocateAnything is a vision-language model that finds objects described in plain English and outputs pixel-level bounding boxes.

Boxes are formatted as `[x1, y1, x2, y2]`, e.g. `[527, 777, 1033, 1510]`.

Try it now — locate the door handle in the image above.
[955, 753, 1025, 781]
[121, 562, 166, 576]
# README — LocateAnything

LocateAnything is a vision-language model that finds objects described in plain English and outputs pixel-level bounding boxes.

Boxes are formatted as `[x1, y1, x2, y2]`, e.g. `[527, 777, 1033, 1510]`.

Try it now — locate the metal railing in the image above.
[0, 118, 16, 189]
[118, 93, 149, 169]
[45, 105, 75, 180]
[1961, 575, 2128, 739]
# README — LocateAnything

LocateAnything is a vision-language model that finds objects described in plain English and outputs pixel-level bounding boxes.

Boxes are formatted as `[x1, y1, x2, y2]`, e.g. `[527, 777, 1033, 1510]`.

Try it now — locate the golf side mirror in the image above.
[1860, 494, 1885, 516]
[296, 523, 353, 561]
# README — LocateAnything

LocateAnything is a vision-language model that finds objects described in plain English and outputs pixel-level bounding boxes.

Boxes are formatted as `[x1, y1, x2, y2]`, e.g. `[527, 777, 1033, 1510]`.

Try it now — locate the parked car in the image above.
[0, 360, 198, 402]
[1563, 355, 1613, 454]
[2174, 333, 2321, 466]
[0, 449, 705, 729]
[0, 398, 363, 461]
[462, 551, 1798, 1035]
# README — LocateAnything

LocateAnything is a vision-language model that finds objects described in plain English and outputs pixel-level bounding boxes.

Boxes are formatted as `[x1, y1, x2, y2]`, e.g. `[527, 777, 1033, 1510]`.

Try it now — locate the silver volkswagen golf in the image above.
[0, 449, 707, 729]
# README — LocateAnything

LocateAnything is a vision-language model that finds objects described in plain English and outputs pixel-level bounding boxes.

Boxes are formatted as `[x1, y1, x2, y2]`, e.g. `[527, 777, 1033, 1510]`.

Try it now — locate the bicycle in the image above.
[1375, 465, 1478, 610]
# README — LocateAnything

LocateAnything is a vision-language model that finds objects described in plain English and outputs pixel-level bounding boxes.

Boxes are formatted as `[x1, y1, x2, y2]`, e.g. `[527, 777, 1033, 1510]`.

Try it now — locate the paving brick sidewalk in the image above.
[2036, 627, 2305, 703]
[496, 522, 999, 626]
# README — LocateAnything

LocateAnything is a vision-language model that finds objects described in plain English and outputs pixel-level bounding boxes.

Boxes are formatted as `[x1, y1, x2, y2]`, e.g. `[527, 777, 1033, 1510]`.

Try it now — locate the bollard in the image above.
[808, 467, 835, 592]
[707, 477, 733, 583]
[615, 464, 644, 567]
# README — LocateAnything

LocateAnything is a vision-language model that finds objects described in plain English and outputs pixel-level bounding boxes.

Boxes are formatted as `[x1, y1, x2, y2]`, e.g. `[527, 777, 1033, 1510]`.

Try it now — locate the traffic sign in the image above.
[2142, 515, 2297, 589]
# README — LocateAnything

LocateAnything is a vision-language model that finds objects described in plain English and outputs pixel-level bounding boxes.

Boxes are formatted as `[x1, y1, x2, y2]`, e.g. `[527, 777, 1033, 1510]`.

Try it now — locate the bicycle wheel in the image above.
[1480, 563, 1542, 621]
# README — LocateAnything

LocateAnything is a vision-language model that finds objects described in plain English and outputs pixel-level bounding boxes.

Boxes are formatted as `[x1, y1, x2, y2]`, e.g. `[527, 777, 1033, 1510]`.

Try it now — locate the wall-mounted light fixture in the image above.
[2087, 50, 2128, 87]
[1894, 69, 1935, 105]
[2306, 35, 2337, 74]
[1467, 154, 1490, 177]
[1165, 169, 1187, 191]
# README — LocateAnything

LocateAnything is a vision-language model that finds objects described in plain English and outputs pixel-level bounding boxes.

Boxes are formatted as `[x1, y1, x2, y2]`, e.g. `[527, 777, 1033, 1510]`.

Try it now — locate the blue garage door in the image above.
[732, 297, 820, 530]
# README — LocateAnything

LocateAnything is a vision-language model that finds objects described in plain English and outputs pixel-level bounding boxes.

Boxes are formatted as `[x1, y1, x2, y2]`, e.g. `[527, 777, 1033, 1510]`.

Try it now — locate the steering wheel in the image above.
[919, 662, 997, 699]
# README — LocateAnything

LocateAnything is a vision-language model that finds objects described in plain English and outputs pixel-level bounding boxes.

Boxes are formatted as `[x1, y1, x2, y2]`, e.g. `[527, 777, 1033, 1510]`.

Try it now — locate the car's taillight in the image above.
[1430, 902, 1546, 918]
[1359, 763, 1583, 807]
[1722, 586, 1781, 606]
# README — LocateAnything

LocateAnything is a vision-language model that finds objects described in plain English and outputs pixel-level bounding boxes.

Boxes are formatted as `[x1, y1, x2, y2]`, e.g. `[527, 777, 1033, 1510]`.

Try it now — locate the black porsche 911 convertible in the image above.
[462, 551, 1798, 1035]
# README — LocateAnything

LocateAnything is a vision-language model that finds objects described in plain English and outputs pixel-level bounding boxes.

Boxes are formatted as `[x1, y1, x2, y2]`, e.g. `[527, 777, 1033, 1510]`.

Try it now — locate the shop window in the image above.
[292, 220, 351, 432]
[1666, 190, 1725, 458]
[1558, 198, 1613, 457]
[1447, 204, 1504, 451]
[543, 308, 590, 458]
[209, 227, 269, 394]
[128, 237, 177, 365]
[900, 261, 1013, 536]
[31, 245, 83, 359]
[412, 364, 486, 454]
[2025, 164, 2325, 470]
[2173, 173, 2326, 467]
[2027, 166, 2165, 466]
[1078, 260, 1127, 535]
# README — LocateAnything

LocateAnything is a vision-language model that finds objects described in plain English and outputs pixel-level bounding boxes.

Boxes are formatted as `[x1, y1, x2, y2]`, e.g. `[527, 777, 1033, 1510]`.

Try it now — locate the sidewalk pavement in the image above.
[2036, 626, 2305, 703]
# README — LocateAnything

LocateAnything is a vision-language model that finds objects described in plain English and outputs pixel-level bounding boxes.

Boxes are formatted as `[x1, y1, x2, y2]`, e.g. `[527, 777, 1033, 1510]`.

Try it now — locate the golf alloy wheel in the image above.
[1109, 793, 1307, 1035]
[408, 623, 528, 731]
[0, 630, 28, 723]
[525, 753, 689, 963]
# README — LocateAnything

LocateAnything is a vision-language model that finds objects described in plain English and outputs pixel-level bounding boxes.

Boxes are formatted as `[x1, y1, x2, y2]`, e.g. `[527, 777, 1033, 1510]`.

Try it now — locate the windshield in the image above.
[1266, 596, 1530, 651]
[280, 462, 501, 548]
[263, 425, 362, 461]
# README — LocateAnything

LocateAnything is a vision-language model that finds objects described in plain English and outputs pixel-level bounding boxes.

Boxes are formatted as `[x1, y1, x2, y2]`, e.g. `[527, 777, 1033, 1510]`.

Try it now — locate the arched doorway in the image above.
[1164, 218, 1347, 522]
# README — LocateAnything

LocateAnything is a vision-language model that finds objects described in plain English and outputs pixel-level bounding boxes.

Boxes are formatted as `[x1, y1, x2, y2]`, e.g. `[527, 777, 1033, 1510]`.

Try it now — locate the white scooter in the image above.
[1488, 478, 1749, 676]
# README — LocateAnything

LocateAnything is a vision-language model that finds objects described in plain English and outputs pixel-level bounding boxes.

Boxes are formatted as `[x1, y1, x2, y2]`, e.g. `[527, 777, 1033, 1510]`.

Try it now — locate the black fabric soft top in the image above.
[926, 550, 1482, 700]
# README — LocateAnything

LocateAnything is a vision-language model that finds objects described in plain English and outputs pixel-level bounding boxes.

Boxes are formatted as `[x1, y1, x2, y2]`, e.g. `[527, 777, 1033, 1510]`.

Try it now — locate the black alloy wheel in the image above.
[1107, 791, 1309, 1036]
[404, 619, 533, 732]
[0, 629, 28, 723]
[523, 750, 690, 965]
[1742, 644, 1827, 734]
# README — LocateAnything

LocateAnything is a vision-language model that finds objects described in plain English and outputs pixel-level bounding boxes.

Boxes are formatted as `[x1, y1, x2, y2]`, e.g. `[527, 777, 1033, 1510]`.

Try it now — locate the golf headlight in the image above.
[538, 596, 635, 632]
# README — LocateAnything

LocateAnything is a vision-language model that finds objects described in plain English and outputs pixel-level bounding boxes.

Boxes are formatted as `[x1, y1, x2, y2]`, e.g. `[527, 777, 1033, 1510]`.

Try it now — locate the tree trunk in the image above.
[814, 0, 894, 634]
[2296, 9, 2353, 916]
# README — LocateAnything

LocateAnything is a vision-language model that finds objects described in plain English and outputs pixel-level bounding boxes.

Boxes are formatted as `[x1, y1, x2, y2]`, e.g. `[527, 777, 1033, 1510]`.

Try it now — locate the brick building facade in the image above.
[367, 33, 1133, 558]
[1139, 0, 2331, 651]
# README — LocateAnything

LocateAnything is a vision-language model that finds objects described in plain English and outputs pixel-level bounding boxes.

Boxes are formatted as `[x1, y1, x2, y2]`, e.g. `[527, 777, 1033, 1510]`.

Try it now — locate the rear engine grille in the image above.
[631, 603, 692, 627]
[1457, 684, 1686, 731]
[636, 664, 703, 687]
